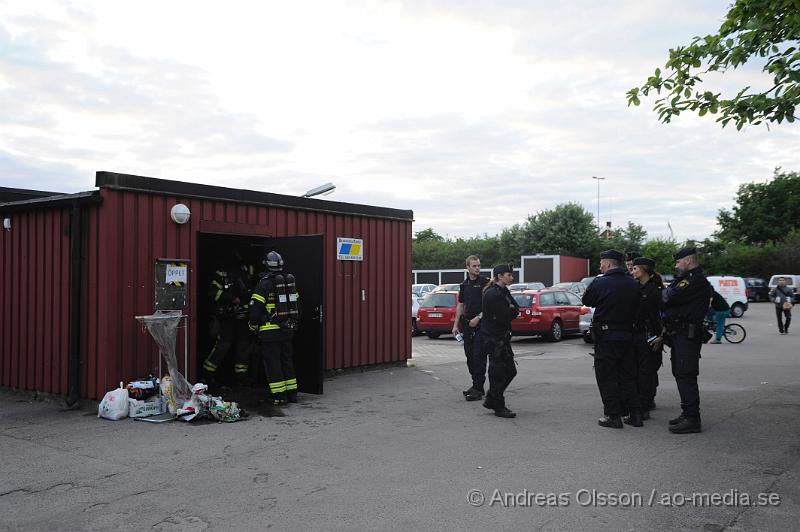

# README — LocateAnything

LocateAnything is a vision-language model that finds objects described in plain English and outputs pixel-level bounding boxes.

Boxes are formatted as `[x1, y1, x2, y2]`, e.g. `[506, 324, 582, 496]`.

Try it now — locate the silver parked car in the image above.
[509, 282, 545, 291]
[412, 283, 437, 297]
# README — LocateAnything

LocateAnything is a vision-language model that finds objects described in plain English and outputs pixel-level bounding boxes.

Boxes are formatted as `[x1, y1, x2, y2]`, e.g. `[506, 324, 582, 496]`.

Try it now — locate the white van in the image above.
[707, 276, 748, 318]
[767, 275, 800, 303]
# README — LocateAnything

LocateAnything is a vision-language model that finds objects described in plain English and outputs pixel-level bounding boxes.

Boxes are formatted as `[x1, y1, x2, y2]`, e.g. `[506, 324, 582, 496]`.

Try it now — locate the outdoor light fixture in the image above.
[3, 217, 10, 232]
[170, 203, 191, 225]
[302, 182, 336, 198]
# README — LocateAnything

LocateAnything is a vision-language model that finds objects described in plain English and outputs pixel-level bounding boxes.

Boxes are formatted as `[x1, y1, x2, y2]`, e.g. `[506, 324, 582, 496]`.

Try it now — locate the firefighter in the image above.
[248, 251, 301, 406]
[202, 254, 257, 387]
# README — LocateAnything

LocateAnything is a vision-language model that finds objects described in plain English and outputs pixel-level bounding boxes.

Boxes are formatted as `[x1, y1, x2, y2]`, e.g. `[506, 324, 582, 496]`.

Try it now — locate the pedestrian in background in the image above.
[706, 290, 730, 344]
[453, 255, 490, 401]
[480, 264, 520, 418]
[582, 250, 641, 429]
[770, 277, 794, 335]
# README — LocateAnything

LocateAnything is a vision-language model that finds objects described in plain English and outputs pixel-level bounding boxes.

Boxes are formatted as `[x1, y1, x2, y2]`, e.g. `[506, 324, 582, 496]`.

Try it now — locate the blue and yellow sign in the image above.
[337, 237, 363, 261]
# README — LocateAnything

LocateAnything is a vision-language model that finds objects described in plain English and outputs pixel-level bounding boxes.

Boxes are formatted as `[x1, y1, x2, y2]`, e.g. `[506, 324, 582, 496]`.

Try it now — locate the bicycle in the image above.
[703, 319, 746, 344]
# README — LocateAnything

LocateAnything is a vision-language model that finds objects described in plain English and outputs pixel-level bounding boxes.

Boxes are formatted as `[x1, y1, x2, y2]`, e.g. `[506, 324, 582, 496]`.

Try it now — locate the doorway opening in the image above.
[197, 233, 324, 396]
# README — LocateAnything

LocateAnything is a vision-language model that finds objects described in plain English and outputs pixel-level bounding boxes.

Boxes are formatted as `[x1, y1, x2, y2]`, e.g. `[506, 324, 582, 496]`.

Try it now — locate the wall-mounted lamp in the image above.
[170, 203, 191, 225]
[3, 217, 10, 232]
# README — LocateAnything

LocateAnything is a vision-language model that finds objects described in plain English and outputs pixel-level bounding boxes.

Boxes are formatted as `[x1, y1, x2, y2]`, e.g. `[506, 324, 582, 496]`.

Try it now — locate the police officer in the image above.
[452, 255, 490, 401]
[480, 264, 520, 418]
[248, 251, 301, 406]
[663, 246, 711, 434]
[630, 257, 664, 419]
[202, 254, 257, 387]
[582, 250, 641, 428]
[625, 251, 641, 275]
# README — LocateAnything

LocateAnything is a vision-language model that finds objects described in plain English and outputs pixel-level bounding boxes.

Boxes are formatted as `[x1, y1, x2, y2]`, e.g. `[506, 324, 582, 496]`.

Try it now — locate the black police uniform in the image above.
[203, 261, 256, 385]
[458, 275, 489, 396]
[582, 265, 641, 425]
[480, 280, 519, 417]
[633, 275, 663, 413]
[662, 260, 711, 429]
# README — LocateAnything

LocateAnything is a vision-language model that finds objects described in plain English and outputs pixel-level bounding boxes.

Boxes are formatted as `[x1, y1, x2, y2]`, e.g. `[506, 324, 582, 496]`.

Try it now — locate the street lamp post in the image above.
[302, 182, 336, 198]
[591, 176, 605, 233]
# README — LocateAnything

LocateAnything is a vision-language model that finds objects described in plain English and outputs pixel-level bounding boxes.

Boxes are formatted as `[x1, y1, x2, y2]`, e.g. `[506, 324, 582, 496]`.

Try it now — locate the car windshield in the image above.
[769, 276, 795, 286]
[512, 294, 535, 307]
[420, 293, 457, 308]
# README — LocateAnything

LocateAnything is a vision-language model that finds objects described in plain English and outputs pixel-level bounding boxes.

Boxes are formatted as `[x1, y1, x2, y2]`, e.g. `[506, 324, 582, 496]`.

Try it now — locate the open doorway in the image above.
[197, 233, 324, 395]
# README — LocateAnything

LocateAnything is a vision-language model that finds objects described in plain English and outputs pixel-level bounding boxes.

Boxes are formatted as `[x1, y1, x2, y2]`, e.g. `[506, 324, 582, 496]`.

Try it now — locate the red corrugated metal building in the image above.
[0, 172, 413, 401]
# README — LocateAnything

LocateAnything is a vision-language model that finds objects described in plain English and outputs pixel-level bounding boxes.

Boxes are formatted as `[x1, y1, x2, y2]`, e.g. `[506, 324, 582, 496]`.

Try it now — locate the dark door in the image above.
[262, 236, 324, 394]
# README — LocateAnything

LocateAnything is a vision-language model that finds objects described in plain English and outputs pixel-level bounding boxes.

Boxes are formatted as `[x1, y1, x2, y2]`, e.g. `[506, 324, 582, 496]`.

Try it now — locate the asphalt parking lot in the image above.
[1, 302, 798, 531]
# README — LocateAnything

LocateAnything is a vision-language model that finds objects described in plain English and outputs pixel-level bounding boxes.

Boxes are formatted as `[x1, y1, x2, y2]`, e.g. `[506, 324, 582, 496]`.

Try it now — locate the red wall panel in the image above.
[559, 255, 590, 283]
[0, 208, 72, 396]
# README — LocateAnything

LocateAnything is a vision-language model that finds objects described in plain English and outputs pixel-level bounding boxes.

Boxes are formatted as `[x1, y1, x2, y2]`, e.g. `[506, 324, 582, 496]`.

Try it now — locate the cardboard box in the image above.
[128, 397, 164, 418]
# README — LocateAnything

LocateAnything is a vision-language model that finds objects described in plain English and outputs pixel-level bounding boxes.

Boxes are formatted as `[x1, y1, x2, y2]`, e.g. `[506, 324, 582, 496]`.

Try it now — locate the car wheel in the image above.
[582, 330, 593, 344]
[730, 303, 745, 318]
[426, 332, 441, 339]
[546, 319, 563, 342]
[411, 318, 420, 337]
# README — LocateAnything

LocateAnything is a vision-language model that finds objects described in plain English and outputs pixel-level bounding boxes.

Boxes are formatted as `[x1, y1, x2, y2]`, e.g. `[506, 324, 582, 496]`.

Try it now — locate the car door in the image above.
[554, 290, 578, 330]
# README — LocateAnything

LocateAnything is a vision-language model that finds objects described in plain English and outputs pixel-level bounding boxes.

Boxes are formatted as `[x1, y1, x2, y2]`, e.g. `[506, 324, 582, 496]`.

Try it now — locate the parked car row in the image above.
[412, 273, 799, 340]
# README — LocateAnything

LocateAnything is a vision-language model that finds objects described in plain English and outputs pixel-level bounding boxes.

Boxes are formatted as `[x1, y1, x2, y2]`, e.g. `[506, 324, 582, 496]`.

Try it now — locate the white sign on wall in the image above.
[337, 237, 363, 261]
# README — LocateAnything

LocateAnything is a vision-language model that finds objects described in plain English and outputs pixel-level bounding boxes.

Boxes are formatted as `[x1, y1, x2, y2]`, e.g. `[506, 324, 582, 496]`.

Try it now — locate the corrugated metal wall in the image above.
[1, 189, 411, 400]
[0, 208, 73, 395]
[85, 188, 411, 399]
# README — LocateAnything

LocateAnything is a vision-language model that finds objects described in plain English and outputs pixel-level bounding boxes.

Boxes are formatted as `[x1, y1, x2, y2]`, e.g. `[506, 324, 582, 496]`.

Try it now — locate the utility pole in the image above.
[591, 176, 605, 233]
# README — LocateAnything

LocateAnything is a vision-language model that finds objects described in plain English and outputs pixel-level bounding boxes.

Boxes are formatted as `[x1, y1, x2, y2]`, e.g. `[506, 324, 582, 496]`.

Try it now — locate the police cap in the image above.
[632, 257, 656, 269]
[600, 249, 624, 262]
[625, 251, 641, 261]
[493, 264, 513, 277]
[673, 247, 697, 260]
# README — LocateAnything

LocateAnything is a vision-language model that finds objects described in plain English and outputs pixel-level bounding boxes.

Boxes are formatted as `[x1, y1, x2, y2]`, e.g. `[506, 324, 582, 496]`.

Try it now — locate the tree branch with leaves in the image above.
[627, 0, 800, 129]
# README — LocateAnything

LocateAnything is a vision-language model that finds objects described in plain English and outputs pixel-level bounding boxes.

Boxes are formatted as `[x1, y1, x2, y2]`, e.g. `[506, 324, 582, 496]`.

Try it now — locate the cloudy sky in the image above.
[1, 0, 798, 241]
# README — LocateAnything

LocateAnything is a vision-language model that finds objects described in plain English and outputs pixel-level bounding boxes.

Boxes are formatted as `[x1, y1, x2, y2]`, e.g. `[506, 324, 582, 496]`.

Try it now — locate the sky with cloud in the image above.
[1, 0, 798, 242]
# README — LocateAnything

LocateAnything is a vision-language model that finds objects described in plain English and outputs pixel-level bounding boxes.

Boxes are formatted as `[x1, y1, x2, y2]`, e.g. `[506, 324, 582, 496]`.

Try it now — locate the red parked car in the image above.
[510, 289, 589, 341]
[416, 291, 458, 339]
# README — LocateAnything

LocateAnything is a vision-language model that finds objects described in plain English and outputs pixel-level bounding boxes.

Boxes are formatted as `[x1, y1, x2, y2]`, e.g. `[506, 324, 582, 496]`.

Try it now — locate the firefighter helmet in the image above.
[263, 251, 284, 272]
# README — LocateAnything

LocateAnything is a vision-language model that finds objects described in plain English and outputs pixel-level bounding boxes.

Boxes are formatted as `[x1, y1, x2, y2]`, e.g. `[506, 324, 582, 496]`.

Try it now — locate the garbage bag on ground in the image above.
[98, 382, 130, 420]
[176, 383, 243, 422]
[135, 311, 192, 407]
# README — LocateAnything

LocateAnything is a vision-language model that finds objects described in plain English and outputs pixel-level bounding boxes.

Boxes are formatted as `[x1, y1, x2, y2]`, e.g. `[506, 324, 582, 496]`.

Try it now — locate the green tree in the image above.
[641, 238, 680, 275]
[603, 222, 648, 255]
[716, 168, 800, 244]
[414, 228, 444, 242]
[520, 203, 598, 256]
[627, 0, 800, 129]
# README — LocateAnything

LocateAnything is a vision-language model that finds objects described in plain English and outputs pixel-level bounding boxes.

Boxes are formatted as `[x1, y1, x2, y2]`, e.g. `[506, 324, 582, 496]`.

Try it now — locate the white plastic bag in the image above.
[98, 382, 130, 420]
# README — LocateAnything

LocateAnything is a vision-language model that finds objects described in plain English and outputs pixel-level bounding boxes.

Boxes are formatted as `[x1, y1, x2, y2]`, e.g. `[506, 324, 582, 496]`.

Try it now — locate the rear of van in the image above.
[707, 276, 749, 317]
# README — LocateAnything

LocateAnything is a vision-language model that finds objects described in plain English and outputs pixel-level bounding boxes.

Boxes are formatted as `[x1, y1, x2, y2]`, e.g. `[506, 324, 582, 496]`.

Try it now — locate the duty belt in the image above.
[596, 322, 632, 332]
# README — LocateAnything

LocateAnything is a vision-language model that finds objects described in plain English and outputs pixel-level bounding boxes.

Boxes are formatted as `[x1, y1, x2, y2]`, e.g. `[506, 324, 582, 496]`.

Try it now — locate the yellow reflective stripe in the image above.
[234, 365, 249, 373]
[266, 303, 276, 310]
[259, 324, 280, 331]
[215, 270, 226, 276]
[252, 293, 266, 304]
[284, 378, 297, 391]
[211, 281, 224, 289]
[269, 381, 286, 393]
[214, 290, 223, 301]
[203, 360, 217, 371]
